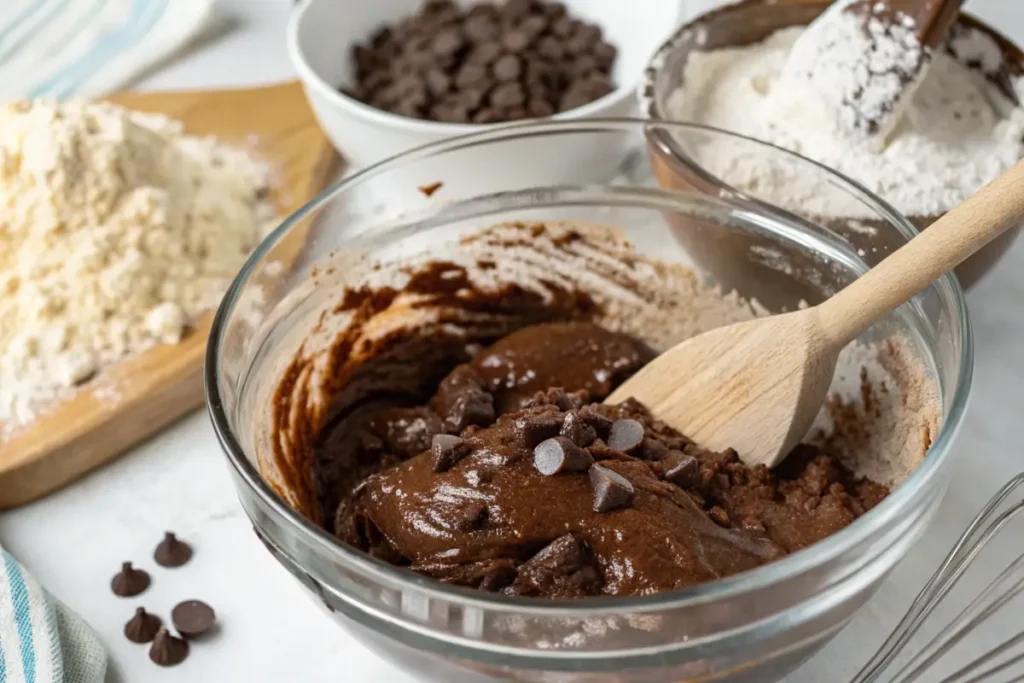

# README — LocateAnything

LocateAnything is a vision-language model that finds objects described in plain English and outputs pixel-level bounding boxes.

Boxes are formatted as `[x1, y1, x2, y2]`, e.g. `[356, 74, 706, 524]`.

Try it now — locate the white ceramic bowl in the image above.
[288, 0, 683, 167]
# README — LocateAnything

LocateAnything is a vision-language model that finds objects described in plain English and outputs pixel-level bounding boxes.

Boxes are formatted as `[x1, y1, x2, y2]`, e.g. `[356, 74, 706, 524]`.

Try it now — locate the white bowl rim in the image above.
[286, 0, 650, 133]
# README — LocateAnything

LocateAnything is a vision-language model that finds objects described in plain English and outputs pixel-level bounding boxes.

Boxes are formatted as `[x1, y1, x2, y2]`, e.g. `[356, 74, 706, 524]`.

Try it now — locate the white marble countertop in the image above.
[2, 0, 1023, 681]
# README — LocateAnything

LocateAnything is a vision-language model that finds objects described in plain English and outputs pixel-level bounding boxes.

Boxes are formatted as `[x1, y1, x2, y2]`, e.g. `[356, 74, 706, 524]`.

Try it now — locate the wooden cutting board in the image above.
[0, 81, 340, 509]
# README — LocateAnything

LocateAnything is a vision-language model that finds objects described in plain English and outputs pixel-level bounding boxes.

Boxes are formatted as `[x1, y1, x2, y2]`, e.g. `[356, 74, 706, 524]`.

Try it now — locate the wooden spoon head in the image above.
[605, 310, 839, 469]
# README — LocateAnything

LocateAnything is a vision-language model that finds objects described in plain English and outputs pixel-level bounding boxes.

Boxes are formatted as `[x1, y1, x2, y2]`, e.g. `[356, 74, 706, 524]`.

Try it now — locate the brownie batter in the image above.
[316, 321, 888, 598]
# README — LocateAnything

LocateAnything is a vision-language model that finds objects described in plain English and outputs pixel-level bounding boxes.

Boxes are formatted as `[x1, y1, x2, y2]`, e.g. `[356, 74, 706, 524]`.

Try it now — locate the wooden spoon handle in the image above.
[818, 158, 1024, 344]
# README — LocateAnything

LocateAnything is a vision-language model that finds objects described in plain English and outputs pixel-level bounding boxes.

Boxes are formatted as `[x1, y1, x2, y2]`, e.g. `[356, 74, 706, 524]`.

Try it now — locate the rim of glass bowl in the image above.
[205, 118, 973, 615]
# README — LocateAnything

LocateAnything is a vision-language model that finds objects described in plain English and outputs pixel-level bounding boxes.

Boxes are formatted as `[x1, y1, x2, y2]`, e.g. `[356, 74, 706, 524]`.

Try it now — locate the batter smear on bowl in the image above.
[266, 222, 939, 599]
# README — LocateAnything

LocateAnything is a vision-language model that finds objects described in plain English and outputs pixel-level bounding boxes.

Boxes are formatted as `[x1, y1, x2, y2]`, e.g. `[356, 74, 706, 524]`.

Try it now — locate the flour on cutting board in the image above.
[0, 99, 277, 436]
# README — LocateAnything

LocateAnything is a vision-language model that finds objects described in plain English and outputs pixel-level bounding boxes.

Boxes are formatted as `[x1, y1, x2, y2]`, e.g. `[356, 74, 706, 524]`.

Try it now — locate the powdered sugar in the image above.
[784, 0, 928, 145]
[666, 25, 1024, 218]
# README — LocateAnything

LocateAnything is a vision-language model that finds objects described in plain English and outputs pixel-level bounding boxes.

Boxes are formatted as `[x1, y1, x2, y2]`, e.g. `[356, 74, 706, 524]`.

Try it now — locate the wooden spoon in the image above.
[785, 0, 965, 144]
[606, 159, 1024, 469]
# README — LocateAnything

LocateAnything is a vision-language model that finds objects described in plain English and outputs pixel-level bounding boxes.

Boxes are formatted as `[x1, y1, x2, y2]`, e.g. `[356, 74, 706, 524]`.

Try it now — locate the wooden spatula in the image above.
[785, 0, 964, 144]
[607, 159, 1024, 469]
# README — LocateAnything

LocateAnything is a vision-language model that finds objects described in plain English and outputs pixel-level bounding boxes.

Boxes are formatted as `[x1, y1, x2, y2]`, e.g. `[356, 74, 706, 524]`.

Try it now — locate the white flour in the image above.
[783, 0, 928, 146]
[0, 99, 277, 435]
[666, 25, 1024, 218]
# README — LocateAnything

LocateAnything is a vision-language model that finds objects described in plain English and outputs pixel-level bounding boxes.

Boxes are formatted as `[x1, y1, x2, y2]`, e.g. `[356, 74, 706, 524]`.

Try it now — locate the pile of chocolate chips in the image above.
[346, 0, 617, 123]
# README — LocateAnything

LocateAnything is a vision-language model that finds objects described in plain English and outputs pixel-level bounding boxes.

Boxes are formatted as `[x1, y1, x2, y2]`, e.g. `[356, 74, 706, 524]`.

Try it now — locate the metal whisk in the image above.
[851, 473, 1024, 683]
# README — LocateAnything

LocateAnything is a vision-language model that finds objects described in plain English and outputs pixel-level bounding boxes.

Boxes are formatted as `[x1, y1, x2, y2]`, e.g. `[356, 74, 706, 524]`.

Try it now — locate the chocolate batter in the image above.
[314, 321, 887, 598]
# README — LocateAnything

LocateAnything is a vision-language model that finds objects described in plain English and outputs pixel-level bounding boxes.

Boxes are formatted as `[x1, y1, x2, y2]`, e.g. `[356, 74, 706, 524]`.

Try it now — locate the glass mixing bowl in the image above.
[206, 120, 972, 682]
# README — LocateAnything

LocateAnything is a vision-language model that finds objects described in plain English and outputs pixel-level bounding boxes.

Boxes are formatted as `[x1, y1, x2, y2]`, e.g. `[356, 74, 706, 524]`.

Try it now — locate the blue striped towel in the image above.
[0, 548, 110, 683]
[0, 0, 212, 100]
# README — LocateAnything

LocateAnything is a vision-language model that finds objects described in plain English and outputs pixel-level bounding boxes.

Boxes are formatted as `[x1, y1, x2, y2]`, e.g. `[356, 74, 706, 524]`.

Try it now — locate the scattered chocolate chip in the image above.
[514, 413, 563, 447]
[154, 532, 192, 568]
[589, 465, 635, 512]
[171, 600, 217, 639]
[418, 181, 444, 197]
[431, 434, 469, 472]
[560, 411, 597, 447]
[607, 419, 644, 454]
[149, 627, 189, 666]
[709, 506, 732, 528]
[664, 454, 700, 488]
[534, 436, 594, 476]
[111, 562, 150, 597]
[124, 607, 162, 644]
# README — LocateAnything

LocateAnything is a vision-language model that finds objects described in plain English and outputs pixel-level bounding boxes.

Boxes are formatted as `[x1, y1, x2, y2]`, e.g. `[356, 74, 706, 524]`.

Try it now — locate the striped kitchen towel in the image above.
[0, 547, 110, 683]
[0, 0, 213, 100]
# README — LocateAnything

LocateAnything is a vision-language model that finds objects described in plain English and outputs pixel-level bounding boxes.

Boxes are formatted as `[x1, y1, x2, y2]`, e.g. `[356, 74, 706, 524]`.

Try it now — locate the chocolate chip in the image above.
[111, 562, 150, 597]
[534, 436, 594, 476]
[465, 16, 498, 42]
[520, 14, 549, 39]
[478, 561, 517, 591]
[149, 627, 189, 666]
[641, 438, 670, 461]
[586, 439, 632, 462]
[459, 87, 486, 110]
[432, 27, 465, 57]
[577, 406, 613, 437]
[527, 98, 554, 118]
[664, 454, 700, 488]
[425, 68, 451, 97]
[594, 41, 617, 69]
[589, 465, 635, 512]
[551, 16, 575, 38]
[560, 411, 597, 447]
[467, 41, 502, 66]
[539, 387, 587, 412]
[502, 30, 531, 53]
[431, 434, 469, 472]
[172, 600, 216, 639]
[435, 365, 495, 433]
[154, 532, 192, 568]
[507, 534, 602, 598]
[492, 54, 522, 82]
[456, 63, 489, 89]
[505, 0, 535, 20]
[472, 108, 502, 123]
[607, 419, 644, 454]
[490, 81, 525, 108]
[124, 607, 162, 644]
[514, 413, 563, 448]
[709, 506, 732, 528]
